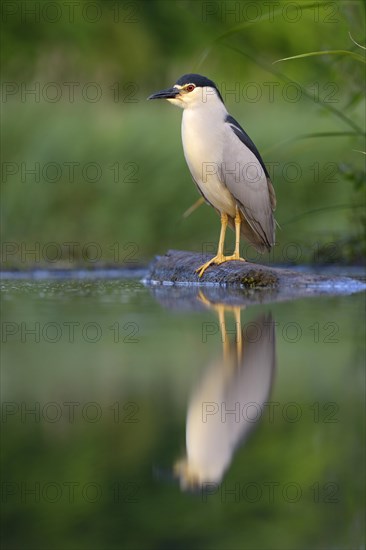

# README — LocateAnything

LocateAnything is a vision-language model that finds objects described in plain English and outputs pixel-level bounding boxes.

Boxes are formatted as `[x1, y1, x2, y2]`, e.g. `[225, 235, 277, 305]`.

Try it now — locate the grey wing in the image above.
[223, 115, 276, 250]
[224, 313, 276, 450]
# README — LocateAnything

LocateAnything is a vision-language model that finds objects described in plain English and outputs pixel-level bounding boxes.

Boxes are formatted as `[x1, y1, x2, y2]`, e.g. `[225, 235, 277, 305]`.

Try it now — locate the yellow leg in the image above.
[196, 290, 245, 366]
[196, 206, 246, 277]
[234, 207, 241, 258]
[196, 291, 229, 359]
[223, 206, 247, 262]
[217, 305, 231, 362]
[196, 213, 228, 277]
[233, 307, 242, 365]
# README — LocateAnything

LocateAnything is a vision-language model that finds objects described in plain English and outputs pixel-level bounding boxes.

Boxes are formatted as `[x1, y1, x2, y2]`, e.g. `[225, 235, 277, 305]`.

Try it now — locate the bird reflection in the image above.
[173, 291, 276, 491]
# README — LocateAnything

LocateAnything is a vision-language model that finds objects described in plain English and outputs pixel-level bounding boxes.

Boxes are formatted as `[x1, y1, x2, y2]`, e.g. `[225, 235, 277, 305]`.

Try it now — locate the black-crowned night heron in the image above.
[148, 73, 276, 277]
[174, 296, 275, 490]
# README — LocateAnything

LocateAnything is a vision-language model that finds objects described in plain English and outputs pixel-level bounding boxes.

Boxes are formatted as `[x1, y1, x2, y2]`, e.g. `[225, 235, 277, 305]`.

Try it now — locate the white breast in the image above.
[181, 103, 236, 217]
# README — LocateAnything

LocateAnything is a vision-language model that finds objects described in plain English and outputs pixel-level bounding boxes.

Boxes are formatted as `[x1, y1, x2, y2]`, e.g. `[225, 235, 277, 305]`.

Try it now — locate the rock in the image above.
[143, 249, 365, 307]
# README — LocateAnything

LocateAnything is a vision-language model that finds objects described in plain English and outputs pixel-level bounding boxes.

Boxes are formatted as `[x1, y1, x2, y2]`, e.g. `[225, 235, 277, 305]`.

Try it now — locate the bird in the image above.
[173, 295, 276, 490]
[148, 73, 277, 277]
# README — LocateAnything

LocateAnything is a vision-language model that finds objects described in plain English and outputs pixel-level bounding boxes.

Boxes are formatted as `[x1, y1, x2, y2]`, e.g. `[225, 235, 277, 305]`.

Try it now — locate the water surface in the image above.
[1, 276, 365, 549]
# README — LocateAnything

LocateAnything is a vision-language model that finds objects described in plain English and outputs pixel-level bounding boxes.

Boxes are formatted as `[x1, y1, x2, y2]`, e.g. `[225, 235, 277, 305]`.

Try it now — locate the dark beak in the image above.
[147, 86, 180, 100]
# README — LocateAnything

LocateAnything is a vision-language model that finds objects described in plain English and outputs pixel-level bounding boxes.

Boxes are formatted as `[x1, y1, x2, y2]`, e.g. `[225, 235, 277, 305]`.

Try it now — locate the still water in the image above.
[1, 276, 365, 549]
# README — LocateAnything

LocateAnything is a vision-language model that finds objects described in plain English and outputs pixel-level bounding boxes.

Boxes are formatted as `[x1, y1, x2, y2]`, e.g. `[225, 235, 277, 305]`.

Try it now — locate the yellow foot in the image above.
[196, 254, 246, 278]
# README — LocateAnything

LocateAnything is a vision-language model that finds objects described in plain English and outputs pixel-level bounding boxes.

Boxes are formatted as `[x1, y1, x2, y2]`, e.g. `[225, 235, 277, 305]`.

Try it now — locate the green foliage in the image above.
[1, 0, 365, 267]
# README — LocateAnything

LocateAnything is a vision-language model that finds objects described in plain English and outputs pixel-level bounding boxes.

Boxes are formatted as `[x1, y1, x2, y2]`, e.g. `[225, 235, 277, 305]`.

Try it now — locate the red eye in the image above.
[186, 84, 195, 92]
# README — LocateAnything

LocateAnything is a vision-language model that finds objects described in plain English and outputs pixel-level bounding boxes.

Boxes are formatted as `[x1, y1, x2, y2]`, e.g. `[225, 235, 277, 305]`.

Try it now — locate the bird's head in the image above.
[148, 73, 224, 110]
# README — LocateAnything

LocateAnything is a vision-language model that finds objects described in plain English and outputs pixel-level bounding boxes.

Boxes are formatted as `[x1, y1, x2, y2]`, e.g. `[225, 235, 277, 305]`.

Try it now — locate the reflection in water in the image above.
[174, 292, 276, 491]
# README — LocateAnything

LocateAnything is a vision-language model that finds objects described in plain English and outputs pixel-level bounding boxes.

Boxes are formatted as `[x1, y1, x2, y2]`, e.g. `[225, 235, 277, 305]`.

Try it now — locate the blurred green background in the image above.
[1, 0, 365, 268]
